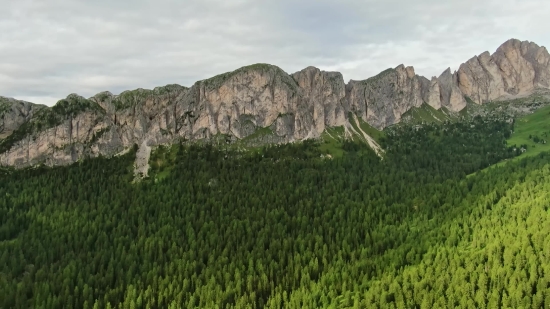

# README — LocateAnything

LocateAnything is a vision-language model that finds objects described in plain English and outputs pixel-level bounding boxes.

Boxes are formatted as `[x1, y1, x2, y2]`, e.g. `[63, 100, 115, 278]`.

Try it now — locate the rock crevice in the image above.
[1, 39, 549, 168]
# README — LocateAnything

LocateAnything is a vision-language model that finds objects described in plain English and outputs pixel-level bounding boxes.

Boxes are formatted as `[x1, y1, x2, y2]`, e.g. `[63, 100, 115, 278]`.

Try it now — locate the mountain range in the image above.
[1, 38, 549, 171]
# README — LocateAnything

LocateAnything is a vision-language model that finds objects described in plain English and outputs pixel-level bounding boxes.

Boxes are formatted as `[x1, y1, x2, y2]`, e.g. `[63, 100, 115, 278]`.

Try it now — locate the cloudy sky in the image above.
[1, 0, 548, 106]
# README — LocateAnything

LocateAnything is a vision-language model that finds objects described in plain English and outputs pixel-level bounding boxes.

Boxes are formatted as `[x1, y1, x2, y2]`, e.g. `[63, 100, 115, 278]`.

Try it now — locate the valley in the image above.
[1, 38, 550, 308]
[2, 106, 550, 308]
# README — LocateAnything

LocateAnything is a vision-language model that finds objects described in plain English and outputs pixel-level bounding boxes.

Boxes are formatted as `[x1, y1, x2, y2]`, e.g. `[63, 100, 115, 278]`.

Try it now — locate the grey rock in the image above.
[1, 39, 550, 168]
[458, 39, 550, 103]
[346, 65, 426, 129]
[438, 68, 467, 111]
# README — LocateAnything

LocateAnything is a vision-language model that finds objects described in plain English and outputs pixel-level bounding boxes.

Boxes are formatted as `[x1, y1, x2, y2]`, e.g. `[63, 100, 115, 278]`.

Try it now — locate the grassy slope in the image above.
[460, 99, 482, 117]
[468, 104, 550, 176]
[355, 116, 385, 142]
[401, 103, 453, 124]
[348, 114, 367, 142]
[507, 104, 550, 159]
[319, 126, 346, 158]
[238, 126, 274, 145]
[319, 116, 385, 158]
[488, 104, 550, 170]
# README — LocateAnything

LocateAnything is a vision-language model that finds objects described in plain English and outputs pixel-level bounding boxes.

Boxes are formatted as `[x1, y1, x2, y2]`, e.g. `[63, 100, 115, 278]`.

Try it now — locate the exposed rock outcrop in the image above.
[346, 66, 428, 129]
[291, 66, 347, 134]
[0, 38, 549, 168]
[438, 68, 467, 111]
[424, 77, 443, 109]
[458, 39, 550, 103]
[0, 97, 45, 138]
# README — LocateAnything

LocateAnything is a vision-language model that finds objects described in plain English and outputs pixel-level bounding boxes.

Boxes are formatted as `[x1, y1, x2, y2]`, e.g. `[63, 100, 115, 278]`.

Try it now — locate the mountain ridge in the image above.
[0, 38, 549, 170]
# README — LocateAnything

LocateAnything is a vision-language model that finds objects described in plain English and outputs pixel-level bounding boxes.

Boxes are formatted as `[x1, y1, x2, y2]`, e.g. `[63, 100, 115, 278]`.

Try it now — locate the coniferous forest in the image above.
[1, 117, 550, 308]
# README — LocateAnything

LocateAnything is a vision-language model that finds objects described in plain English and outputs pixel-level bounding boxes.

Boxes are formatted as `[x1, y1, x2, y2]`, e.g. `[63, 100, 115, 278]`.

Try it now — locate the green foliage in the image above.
[351, 153, 550, 308]
[381, 117, 518, 176]
[89, 127, 110, 145]
[319, 126, 346, 157]
[401, 103, 453, 124]
[153, 84, 187, 96]
[201, 64, 298, 92]
[320, 120, 383, 158]
[111, 85, 184, 111]
[112, 89, 152, 111]
[348, 112, 385, 143]
[239, 63, 273, 72]
[261, 139, 324, 160]
[239, 126, 274, 144]
[0, 95, 104, 153]
[51, 94, 104, 118]
[464, 95, 476, 104]
[356, 116, 385, 142]
[0, 121, 34, 153]
[94, 91, 112, 102]
[0, 98, 11, 116]
[2, 116, 547, 309]
[507, 104, 550, 159]
[149, 144, 179, 182]
[461, 92, 550, 119]
[202, 64, 272, 91]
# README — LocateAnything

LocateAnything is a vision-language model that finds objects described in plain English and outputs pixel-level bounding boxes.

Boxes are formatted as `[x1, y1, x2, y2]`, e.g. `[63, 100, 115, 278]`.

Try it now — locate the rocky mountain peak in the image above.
[458, 38, 550, 103]
[1, 38, 550, 169]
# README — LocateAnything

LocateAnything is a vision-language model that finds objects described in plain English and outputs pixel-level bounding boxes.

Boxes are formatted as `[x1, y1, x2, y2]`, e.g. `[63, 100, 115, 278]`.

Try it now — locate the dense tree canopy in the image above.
[1, 118, 548, 308]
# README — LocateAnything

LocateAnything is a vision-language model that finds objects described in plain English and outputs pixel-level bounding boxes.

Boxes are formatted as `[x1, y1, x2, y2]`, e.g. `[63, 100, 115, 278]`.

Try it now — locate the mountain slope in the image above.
[1, 39, 549, 169]
[2, 115, 548, 308]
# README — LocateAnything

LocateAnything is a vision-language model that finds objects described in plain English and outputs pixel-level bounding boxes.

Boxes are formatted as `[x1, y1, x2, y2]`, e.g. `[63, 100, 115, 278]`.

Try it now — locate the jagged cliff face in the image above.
[291, 67, 347, 134]
[346, 66, 425, 129]
[0, 97, 45, 139]
[0, 65, 351, 168]
[458, 39, 550, 103]
[1, 38, 549, 168]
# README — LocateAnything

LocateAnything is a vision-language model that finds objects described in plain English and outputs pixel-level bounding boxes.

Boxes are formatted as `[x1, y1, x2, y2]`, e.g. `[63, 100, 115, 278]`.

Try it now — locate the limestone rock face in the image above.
[0, 97, 45, 138]
[0, 65, 350, 167]
[424, 77, 442, 109]
[458, 39, 550, 103]
[457, 52, 506, 103]
[1, 39, 550, 168]
[346, 65, 427, 129]
[291, 66, 347, 134]
[438, 68, 467, 111]
[0, 94, 112, 166]
[191, 65, 305, 140]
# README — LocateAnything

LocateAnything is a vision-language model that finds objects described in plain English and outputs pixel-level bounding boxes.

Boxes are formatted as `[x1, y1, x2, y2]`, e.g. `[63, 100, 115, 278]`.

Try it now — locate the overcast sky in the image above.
[1, 0, 548, 106]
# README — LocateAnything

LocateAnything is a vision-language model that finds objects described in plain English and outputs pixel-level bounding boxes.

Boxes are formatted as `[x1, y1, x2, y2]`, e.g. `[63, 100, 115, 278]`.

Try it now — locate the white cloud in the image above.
[0, 0, 548, 106]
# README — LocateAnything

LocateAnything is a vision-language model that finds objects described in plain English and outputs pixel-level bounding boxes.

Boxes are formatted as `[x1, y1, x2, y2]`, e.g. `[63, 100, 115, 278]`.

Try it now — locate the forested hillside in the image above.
[1, 116, 549, 308]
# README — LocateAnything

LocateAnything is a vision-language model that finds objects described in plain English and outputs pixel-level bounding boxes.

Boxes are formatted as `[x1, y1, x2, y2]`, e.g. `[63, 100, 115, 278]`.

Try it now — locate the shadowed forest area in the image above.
[1, 117, 549, 308]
